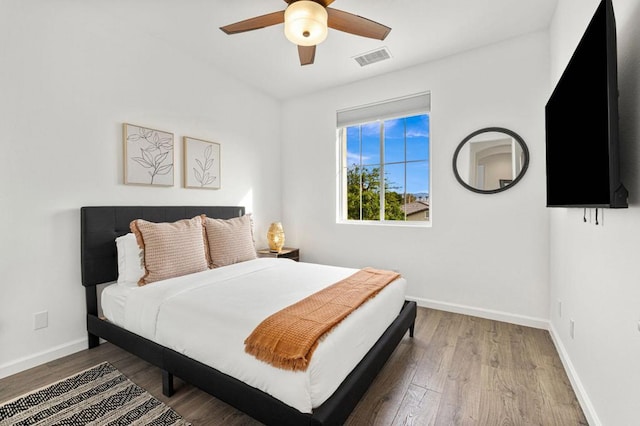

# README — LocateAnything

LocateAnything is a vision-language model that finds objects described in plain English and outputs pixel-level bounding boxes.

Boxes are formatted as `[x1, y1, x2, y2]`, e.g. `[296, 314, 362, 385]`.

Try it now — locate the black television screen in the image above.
[545, 0, 627, 208]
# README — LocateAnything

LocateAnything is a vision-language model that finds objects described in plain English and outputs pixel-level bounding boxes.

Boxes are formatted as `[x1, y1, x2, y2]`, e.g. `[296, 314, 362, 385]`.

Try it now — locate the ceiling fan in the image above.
[220, 0, 391, 66]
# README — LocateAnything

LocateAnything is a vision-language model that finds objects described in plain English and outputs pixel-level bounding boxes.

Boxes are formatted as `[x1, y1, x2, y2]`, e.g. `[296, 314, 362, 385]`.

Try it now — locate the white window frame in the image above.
[336, 93, 431, 227]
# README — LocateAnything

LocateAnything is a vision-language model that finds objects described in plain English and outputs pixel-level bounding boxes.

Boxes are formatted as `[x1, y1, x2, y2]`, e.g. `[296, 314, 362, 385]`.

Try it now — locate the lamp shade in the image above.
[284, 1, 328, 46]
[267, 222, 285, 252]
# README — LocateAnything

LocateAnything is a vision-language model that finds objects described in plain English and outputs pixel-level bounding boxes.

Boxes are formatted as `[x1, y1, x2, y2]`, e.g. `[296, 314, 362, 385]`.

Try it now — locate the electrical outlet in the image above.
[34, 311, 48, 330]
[558, 300, 562, 317]
[569, 319, 575, 339]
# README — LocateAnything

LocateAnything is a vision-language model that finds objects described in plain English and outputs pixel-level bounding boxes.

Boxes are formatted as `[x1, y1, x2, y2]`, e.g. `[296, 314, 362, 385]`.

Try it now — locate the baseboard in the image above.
[548, 323, 601, 426]
[0, 338, 87, 380]
[407, 296, 549, 329]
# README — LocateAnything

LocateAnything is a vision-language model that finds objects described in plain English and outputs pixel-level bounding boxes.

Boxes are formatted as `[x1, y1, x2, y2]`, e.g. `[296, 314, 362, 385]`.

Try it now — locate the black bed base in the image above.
[86, 299, 416, 426]
[80, 206, 417, 425]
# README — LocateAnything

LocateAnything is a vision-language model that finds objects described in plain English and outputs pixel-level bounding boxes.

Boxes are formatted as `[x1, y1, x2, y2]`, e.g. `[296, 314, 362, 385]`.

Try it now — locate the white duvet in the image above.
[101, 258, 406, 413]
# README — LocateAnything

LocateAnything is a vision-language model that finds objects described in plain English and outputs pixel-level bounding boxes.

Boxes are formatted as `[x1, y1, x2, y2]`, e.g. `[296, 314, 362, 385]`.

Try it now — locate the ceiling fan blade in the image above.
[327, 8, 391, 40]
[220, 11, 285, 35]
[298, 45, 316, 66]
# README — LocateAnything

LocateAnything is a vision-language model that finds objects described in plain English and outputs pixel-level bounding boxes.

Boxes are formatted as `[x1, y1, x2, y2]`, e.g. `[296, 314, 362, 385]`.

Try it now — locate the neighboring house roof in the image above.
[402, 201, 430, 215]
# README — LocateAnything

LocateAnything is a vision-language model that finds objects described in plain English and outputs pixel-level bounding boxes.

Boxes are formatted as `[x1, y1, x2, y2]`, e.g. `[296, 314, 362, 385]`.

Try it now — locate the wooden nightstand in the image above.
[257, 247, 300, 262]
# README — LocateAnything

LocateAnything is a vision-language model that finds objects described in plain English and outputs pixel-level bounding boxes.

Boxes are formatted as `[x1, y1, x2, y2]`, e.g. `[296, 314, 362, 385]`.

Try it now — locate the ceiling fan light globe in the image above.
[284, 1, 328, 46]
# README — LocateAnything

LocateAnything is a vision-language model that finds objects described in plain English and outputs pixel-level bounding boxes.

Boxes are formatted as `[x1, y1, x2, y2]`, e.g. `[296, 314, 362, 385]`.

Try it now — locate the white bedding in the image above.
[101, 258, 406, 413]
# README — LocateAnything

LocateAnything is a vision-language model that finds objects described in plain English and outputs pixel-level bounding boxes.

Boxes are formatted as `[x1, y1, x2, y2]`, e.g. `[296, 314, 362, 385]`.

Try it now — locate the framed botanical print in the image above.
[123, 123, 174, 186]
[183, 137, 221, 189]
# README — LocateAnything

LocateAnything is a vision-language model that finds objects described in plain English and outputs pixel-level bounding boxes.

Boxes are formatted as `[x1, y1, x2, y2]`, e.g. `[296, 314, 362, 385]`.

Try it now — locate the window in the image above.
[337, 93, 430, 224]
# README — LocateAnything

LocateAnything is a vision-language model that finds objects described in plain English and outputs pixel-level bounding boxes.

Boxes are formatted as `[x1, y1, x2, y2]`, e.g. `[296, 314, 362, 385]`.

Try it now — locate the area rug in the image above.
[0, 362, 190, 426]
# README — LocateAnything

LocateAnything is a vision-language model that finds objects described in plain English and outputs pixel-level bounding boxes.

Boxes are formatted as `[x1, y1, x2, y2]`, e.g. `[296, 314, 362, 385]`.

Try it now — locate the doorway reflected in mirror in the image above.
[453, 127, 529, 194]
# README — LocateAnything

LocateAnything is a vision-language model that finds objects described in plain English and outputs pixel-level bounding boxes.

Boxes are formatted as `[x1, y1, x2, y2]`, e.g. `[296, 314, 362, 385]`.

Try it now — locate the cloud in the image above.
[347, 152, 360, 164]
[406, 129, 429, 138]
[359, 122, 380, 137]
[347, 152, 373, 164]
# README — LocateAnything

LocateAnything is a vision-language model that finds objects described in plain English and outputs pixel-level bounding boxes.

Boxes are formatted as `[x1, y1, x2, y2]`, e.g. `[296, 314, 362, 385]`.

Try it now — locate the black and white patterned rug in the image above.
[0, 362, 190, 425]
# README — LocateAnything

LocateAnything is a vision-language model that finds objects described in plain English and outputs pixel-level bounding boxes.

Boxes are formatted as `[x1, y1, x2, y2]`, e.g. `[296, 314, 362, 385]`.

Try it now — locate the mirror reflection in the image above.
[453, 127, 529, 194]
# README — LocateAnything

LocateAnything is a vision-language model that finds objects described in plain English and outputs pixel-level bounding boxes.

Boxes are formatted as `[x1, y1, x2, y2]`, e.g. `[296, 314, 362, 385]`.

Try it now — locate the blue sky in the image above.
[346, 114, 430, 195]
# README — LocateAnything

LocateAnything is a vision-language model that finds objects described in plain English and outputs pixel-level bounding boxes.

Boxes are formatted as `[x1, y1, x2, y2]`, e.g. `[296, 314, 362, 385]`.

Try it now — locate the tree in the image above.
[347, 165, 379, 220]
[384, 190, 405, 220]
[347, 165, 405, 220]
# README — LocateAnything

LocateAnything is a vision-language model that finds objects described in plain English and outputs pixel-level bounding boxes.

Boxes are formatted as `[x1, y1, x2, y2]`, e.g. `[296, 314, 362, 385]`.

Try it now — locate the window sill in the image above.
[336, 220, 432, 228]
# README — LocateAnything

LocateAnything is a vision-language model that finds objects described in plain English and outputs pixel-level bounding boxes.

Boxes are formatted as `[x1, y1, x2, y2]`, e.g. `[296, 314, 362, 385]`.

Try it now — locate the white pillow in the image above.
[115, 233, 145, 285]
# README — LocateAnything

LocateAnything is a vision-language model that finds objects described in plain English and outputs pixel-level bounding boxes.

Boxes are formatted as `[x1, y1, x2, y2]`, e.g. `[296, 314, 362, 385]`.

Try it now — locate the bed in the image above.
[81, 206, 417, 425]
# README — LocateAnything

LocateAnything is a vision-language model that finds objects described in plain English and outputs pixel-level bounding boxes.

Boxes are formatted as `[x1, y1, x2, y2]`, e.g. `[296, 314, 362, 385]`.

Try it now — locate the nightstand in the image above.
[257, 247, 300, 262]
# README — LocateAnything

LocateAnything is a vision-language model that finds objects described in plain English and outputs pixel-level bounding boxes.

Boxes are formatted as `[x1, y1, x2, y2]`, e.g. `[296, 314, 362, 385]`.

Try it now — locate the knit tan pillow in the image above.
[130, 216, 208, 285]
[202, 214, 257, 268]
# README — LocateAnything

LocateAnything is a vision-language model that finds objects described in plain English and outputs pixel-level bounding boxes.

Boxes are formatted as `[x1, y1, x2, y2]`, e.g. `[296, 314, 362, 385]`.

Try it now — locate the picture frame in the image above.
[183, 137, 221, 189]
[123, 123, 174, 186]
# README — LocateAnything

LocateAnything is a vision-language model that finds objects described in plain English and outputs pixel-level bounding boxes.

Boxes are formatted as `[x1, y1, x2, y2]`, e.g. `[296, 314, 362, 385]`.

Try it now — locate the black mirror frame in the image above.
[452, 127, 530, 194]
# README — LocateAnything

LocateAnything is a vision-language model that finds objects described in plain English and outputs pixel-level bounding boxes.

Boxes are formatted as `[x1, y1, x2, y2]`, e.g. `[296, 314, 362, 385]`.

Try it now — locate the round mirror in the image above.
[453, 127, 529, 194]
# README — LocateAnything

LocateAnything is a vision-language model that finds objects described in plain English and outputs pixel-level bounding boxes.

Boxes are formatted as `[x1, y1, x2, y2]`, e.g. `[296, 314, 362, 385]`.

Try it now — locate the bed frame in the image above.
[80, 206, 417, 426]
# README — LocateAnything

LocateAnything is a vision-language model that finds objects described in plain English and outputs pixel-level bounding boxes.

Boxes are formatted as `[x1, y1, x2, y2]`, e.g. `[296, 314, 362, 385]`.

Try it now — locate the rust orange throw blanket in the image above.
[244, 267, 400, 371]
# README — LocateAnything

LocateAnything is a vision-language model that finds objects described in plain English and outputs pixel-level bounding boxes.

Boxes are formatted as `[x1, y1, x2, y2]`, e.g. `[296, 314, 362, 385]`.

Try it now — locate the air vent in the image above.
[353, 47, 392, 67]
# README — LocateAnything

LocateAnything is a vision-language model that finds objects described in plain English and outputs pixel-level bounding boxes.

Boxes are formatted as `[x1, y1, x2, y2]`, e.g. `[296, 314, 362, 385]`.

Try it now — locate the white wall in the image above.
[0, 1, 281, 377]
[282, 32, 550, 327]
[548, 0, 640, 424]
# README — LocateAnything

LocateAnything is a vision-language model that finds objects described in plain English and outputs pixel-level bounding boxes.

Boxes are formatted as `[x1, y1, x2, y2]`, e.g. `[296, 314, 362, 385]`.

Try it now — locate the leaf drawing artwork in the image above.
[184, 137, 220, 189]
[124, 124, 174, 186]
[193, 144, 217, 187]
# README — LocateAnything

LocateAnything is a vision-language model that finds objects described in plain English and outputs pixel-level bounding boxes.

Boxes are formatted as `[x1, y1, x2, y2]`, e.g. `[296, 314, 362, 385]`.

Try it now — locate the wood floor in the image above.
[0, 307, 588, 425]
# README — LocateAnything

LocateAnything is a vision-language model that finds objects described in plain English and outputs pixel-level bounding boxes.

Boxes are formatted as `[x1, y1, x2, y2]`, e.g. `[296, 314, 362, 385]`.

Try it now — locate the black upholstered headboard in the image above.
[80, 206, 245, 287]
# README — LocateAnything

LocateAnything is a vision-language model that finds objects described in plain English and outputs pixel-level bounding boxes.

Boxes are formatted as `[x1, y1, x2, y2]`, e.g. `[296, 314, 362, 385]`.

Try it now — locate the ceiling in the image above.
[109, 0, 559, 100]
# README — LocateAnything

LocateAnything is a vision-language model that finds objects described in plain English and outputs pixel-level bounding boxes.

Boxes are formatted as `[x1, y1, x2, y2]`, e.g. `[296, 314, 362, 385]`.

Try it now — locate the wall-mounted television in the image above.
[545, 0, 628, 208]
